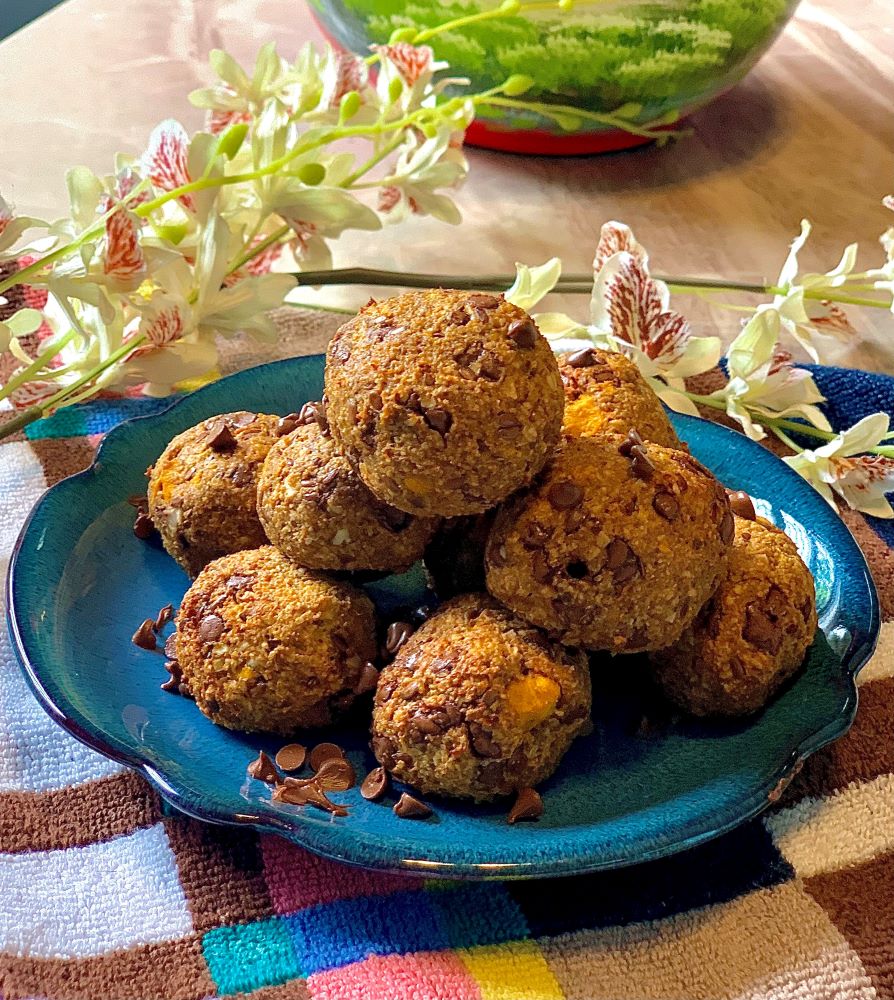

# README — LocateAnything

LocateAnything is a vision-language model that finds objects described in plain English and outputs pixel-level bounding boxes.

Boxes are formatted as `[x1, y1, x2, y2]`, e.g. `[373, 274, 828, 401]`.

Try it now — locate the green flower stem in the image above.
[411, 0, 613, 44]
[283, 299, 354, 314]
[0, 330, 77, 405]
[0, 406, 44, 439]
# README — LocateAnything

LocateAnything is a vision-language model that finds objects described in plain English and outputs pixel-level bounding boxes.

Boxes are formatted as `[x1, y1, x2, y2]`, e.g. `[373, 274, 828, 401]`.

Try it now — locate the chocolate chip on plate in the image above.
[360, 766, 389, 801]
[727, 490, 756, 521]
[393, 792, 433, 819]
[314, 757, 356, 792]
[507, 786, 543, 824]
[309, 742, 346, 772]
[275, 743, 307, 772]
[154, 603, 174, 631]
[247, 751, 279, 784]
[132, 619, 157, 650]
[385, 621, 414, 657]
[206, 421, 237, 453]
[273, 777, 348, 815]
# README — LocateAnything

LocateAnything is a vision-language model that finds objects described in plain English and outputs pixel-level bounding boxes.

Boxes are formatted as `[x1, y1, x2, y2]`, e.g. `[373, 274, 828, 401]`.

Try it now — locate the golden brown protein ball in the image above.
[324, 290, 564, 517]
[257, 414, 438, 574]
[649, 495, 817, 716]
[559, 347, 679, 448]
[423, 511, 496, 599]
[148, 411, 282, 577]
[175, 546, 377, 734]
[371, 595, 591, 802]
[485, 432, 734, 653]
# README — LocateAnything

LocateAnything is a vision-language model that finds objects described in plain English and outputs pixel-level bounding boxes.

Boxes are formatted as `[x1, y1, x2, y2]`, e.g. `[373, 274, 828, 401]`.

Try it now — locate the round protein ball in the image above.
[257, 414, 438, 574]
[324, 290, 564, 517]
[148, 411, 282, 577]
[559, 347, 679, 448]
[650, 498, 817, 716]
[175, 546, 377, 734]
[371, 595, 591, 802]
[485, 432, 734, 652]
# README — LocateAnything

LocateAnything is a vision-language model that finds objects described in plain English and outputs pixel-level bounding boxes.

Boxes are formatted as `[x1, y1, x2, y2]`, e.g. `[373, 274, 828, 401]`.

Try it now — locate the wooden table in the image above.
[1, 0, 892, 371]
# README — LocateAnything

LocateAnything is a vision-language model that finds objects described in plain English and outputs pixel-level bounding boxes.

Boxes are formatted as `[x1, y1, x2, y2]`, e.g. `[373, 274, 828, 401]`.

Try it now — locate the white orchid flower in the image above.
[376, 130, 467, 225]
[0, 307, 44, 354]
[784, 412, 894, 517]
[505, 258, 563, 312]
[771, 220, 858, 359]
[707, 308, 831, 440]
[0, 193, 48, 260]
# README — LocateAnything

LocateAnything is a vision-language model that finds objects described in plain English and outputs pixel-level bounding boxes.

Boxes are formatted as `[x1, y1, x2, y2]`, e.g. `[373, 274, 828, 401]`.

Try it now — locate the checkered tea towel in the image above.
[1, 307, 893, 1000]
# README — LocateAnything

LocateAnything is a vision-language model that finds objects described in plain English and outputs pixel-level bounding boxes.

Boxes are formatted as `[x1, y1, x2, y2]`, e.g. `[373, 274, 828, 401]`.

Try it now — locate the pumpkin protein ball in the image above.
[371, 594, 591, 802]
[485, 432, 734, 653]
[148, 411, 282, 576]
[649, 495, 817, 716]
[559, 347, 679, 448]
[175, 546, 377, 734]
[257, 412, 438, 574]
[324, 289, 564, 517]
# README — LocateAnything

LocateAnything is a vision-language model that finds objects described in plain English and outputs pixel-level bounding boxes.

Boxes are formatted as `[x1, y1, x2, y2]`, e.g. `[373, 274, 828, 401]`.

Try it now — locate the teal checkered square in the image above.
[202, 917, 303, 995]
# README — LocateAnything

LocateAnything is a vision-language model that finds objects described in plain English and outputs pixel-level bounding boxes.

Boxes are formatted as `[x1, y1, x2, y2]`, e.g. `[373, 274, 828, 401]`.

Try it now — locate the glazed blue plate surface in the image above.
[7, 355, 879, 878]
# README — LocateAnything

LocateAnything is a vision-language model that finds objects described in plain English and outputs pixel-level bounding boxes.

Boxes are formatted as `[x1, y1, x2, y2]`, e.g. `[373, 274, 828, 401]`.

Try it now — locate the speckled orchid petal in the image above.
[142, 120, 195, 212]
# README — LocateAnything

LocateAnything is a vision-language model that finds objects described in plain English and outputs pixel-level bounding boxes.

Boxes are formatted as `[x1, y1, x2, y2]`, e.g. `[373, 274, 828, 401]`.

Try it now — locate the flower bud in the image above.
[499, 0, 522, 12]
[339, 90, 362, 123]
[297, 162, 326, 186]
[214, 122, 248, 160]
[502, 74, 535, 97]
[387, 77, 404, 104]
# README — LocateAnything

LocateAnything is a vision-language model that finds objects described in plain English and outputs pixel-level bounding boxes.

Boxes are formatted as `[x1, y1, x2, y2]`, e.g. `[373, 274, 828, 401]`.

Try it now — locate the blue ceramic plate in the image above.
[7, 355, 879, 879]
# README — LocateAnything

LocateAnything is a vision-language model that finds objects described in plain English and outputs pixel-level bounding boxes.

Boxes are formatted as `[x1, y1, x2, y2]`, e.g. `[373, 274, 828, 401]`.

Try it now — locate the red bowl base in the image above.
[463, 119, 661, 156]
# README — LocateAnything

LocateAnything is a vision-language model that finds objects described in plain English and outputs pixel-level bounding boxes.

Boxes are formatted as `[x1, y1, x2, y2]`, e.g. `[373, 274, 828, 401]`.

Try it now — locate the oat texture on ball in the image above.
[485, 432, 734, 652]
[559, 347, 680, 448]
[371, 594, 591, 802]
[257, 412, 438, 573]
[147, 411, 281, 576]
[650, 501, 817, 716]
[323, 289, 564, 517]
[175, 546, 377, 734]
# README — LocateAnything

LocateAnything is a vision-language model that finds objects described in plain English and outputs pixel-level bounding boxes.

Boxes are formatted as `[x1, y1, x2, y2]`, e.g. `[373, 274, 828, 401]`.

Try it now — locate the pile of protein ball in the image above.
[137, 288, 817, 820]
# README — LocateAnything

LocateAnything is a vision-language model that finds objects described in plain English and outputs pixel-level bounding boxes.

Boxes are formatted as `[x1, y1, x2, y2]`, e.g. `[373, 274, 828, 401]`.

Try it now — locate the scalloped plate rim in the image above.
[5, 356, 881, 879]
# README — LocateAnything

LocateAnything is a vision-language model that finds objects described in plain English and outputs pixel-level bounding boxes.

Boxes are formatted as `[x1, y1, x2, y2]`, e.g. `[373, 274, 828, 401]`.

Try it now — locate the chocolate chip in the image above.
[652, 492, 680, 521]
[385, 621, 414, 657]
[132, 619, 157, 650]
[409, 711, 446, 738]
[743, 605, 783, 654]
[719, 509, 735, 545]
[309, 742, 346, 772]
[531, 551, 553, 584]
[229, 463, 252, 488]
[160, 673, 181, 694]
[154, 604, 173, 631]
[606, 537, 633, 570]
[507, 786, 543, 824]
[276, 412, 303, 436]
[393, 793, 432, 819]
[360, 766, 389, 801]
[627, 444, 654, 480]
[618, 429, 645, 456]
[469, 293, 500, 308]
[206, 421, 237, 452]
[800, 596, 814, 622]
[450, 307, 471, 326]
[489, 543, 508, 568]
[275, 743, 307, 772]
[300, 400, 329, 435]
[354, 662, 379, 695]
[273, 778, 348, 815]
[314, 757, 356, 791]
[727, 490, 756, 521]
[497, 414, 522, 431]
[164, 633, 178, 659]
[133, 511, 156, 540]
[547, 481, 583, 510]
[467, 721, 501, 758]
[423, 407, 452, 436]
[507, 317, 537, 349]
[565, 348, 599, 368]
[369, 392, 384, 412]
[226, 574, 253, 590]
[198, 614, 225, 644]
[247, 751, 279, 784]
[229, 412, 257, 428]
[477, 357, 502, 381]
